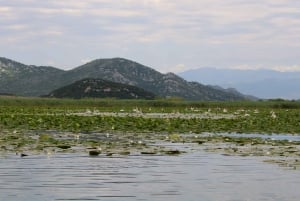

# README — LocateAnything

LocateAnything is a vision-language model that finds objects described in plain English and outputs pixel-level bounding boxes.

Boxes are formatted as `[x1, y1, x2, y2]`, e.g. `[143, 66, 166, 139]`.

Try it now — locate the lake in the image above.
[0, 143, 299, 201]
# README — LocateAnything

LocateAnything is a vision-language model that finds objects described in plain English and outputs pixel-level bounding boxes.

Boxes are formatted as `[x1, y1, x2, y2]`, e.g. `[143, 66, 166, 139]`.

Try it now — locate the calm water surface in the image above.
[0, 144, 299, 201]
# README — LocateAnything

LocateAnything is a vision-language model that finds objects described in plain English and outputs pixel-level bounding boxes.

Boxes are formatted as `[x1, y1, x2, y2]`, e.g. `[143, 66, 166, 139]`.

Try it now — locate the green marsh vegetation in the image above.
[1, 96, 299, 133]
[0, 96, 299, 168]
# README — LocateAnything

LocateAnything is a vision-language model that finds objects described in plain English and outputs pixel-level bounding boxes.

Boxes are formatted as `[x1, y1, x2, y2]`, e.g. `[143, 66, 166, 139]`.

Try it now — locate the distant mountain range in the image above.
[0, 57, 250, 101]
[179, 68, 300, 100]
[0, 57, 65, 96]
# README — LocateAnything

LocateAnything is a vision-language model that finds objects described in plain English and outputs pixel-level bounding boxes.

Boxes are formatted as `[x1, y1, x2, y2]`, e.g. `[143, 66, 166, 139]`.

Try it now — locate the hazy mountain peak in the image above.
[179, 67, 300, 99]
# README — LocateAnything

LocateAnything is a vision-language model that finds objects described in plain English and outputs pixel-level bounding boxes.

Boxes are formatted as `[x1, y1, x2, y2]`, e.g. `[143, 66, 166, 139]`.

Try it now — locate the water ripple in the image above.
[1, 146, 300, 201]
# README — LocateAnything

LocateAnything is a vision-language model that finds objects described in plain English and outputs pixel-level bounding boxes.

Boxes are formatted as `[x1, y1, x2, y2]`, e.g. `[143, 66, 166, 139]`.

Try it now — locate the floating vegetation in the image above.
[89, 150, 101, 156]
[141, 151, 157, 155]
[20, 153, 28, 157]
[119, 151, 131, 155]
[163, 150, 183, 155]
[0, 97, 299, 168]
[56, 145, 72, 150]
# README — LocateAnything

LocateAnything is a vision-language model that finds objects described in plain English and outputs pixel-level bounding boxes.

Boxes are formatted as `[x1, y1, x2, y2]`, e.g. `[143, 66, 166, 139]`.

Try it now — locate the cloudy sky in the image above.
[0, 0, 299, 72]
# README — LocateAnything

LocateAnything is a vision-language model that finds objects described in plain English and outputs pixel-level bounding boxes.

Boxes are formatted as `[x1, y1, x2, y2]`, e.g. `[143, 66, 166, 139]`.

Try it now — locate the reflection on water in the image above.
[0, 144, 299, 201]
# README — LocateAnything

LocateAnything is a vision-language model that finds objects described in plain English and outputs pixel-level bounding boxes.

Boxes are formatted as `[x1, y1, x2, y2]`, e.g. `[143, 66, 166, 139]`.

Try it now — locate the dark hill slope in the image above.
[45, 78, 156, 99]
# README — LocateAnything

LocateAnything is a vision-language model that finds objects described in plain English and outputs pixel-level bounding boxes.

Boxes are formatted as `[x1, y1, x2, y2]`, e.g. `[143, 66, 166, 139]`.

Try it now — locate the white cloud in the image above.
[173, 64, 189, 73]
[0, 6, 16, 20]
[229, 64, 300, 72]
[81, 58, 93, 64]
[273, 65, 300, 72]
[0, 0, 299, 72]
[5, 24, 27, 31]
[36, 8, 83, 16]
[229, 64, 266, 71]
[0, 6, 11, 12]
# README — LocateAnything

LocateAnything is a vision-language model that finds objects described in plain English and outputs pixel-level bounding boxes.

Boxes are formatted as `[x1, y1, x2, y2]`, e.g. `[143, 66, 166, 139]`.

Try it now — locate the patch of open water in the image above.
[198, 132, 300, 142]
[0, 144, 299, 201]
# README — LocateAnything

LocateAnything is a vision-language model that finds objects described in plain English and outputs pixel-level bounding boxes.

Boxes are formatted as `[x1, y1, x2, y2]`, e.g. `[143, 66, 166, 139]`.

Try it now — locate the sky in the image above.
[0, 0, 300, 73]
